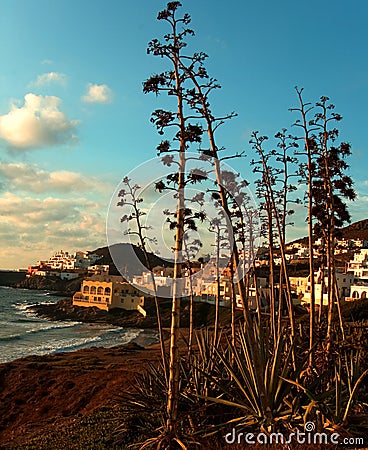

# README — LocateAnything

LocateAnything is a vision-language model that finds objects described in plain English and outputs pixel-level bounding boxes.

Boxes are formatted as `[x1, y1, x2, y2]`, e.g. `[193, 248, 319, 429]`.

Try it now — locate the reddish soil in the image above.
[0, 340, 164, 447]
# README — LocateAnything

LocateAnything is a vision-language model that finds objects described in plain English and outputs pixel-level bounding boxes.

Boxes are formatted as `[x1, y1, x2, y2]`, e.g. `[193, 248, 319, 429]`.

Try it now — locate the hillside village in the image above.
[24, 225, 368, 317]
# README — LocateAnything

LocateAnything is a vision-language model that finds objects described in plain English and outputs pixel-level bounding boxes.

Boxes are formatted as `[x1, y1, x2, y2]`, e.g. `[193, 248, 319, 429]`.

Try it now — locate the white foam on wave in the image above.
[13, 302, 55, 320]
[1, 335, 104, 363]
[25, 321, 80, 335]
[103, 327, 141, 344]
[41, 335, 103, 354]
[122, 328, 142, 341]
[14, 303, 38, 311]
[0, 333, 22, 342]
[0, 320, 80, 342]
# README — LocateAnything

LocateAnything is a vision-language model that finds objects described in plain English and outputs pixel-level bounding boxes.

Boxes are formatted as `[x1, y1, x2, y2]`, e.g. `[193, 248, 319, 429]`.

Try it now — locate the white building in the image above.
[37, 250, 102, 272]
[39, 250, 76, 270]
[302, 268, 354, 306]
[87, 264, 110, 275]
[347, 283, 368, 301]
[346, 249, 368, 279]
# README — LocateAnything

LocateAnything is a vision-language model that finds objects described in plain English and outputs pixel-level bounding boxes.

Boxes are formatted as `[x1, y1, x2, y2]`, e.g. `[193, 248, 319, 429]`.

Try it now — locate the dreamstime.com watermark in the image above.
[224, 422, 365, 446]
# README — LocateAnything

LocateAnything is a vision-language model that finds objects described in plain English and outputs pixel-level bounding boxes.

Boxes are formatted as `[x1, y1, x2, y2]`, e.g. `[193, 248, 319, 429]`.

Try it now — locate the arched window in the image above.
[90, 286, 96, 294]
[361, 291, 367, 299]
[352, 291, 359, 299]
[97, 286, 103, 295]
[83, 286, 89, 293]
[104, 287, 111, 295]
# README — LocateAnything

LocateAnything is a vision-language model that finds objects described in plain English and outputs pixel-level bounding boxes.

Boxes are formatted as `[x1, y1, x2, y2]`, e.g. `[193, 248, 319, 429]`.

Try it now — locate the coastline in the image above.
[0, 294, 229, 447]
[27, 297, 162, 329]
[0, 291, 170, 447]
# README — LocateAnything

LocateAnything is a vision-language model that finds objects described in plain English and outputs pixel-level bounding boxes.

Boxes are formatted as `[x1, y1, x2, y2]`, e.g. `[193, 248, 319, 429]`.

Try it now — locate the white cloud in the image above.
[0, 192, 106, 268]
[31, 72, 67, 87]
[0, 93, 78, 150]
[0, 162, 111, 194]
[82, 83, 112, 104]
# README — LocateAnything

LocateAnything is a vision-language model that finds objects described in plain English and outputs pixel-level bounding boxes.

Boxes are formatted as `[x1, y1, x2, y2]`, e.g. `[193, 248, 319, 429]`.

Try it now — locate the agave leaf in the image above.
[342, 368, 368, 423]
[173, 437, 188, 450]
[303, 400, 318, 423]
[213, 344, 262, 415]
[235, 327, 262, 410]
[197, 394, 258, 415]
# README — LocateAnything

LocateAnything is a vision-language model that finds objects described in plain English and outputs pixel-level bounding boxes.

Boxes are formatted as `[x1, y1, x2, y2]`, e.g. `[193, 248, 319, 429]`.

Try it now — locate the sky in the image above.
[0, 0, 367, 269]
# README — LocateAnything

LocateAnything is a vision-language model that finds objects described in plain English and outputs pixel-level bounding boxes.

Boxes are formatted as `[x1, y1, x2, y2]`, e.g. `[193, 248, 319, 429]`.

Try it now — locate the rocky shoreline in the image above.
[15, 275, 82, 297]
[27, 293, 222, 330]
[28, 297, 161, 328]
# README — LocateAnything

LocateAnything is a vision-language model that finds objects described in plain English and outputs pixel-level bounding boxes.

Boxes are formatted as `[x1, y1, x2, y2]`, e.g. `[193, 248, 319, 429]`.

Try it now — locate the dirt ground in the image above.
[0, 338, 167, 447]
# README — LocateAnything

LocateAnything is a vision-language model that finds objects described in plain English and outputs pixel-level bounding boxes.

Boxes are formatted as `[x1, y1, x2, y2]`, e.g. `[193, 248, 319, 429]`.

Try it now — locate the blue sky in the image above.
[0, 0, 367, 269]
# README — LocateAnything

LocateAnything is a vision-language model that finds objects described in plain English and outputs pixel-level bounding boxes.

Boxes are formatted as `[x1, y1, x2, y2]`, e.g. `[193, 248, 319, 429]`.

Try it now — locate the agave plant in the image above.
[193, 323, 304, 436]
[113, 331, 227, 449]
[113, 361, 168, 448]
[283, 344, 368, 439]
[113, 319, 368, 449]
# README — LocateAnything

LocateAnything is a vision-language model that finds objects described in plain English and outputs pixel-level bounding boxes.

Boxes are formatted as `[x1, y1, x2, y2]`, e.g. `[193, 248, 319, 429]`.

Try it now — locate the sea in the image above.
[0, 286, 159, 364]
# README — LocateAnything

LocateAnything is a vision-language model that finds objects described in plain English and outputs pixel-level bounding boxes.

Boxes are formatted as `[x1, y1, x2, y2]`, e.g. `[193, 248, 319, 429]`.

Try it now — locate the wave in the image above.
[0, 333, 22, 342]
[0, 335, 104, 363]
[14, 300, 56, 310]
[13, 301, 57, 320]
[14, 303, 38, 311]
[25, 321, 80, 335]
[0, 321, 80, 343]
[0, 327, 157, 364]
[31, 335, 103, 355]
[121, 328, 142, 340]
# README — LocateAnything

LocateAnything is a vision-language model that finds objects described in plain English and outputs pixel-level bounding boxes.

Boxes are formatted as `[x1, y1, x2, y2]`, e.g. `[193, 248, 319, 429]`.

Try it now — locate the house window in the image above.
[90, 286, 96, 294]
[97, 287, 103, 295]
[83, 286, 89, 293]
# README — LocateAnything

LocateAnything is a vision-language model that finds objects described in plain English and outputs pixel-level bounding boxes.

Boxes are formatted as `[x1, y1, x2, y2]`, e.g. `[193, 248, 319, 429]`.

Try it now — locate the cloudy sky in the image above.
[0, 0, 367, 269]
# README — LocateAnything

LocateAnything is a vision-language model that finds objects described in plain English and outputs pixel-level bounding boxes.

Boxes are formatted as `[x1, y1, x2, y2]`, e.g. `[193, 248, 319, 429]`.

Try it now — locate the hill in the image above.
[91, 243, 173, 276]
[287, 218, 368, 246]
[339, 218, 368, 240]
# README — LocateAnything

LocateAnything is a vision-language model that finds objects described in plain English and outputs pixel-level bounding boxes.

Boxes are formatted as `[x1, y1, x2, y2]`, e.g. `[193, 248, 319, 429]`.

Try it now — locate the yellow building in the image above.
[72, 275, 145, 313]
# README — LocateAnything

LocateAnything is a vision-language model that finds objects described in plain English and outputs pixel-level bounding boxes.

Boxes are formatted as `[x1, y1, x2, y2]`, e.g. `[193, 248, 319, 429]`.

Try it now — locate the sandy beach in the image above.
[0, 336, 170, 448]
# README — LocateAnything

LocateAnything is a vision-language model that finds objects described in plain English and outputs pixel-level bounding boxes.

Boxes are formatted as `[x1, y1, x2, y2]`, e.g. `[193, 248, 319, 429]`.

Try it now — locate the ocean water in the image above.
[0, 286, 158, 364]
